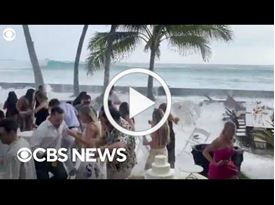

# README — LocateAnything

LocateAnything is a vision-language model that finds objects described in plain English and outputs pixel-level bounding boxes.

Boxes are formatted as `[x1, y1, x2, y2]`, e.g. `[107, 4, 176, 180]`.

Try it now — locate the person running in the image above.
[69, 106, 106, 179]
[99, 106, 136, 179]
[31, 107, 69, 179]
[143, 108, 170, 170]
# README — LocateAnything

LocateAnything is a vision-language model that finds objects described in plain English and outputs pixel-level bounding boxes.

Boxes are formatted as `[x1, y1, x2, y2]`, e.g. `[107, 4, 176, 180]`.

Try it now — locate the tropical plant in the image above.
[87, 25, 233, 100]
[73, 25, 89, 96]
[22, 25, 44, 88]
[87, 25, 140, 93]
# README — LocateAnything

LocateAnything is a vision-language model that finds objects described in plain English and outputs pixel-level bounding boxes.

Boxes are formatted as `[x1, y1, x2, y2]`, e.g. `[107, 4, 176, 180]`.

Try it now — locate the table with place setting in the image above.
[245, 102, 273, 129]
[177, 164, 207, 179]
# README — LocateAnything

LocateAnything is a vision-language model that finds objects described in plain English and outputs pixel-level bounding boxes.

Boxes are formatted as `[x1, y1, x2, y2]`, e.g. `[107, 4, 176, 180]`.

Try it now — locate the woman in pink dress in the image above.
[203, 121, 239, 179]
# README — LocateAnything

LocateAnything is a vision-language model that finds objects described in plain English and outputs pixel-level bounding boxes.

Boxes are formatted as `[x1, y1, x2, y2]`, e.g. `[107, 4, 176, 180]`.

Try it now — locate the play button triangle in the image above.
[129, 87, 155, 118]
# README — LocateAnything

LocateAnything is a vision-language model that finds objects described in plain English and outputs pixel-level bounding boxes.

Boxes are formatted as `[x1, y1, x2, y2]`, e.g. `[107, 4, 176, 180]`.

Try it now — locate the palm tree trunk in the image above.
[103, 25, 116, 92]
[22, 25, 44, 88]
[147, 48, 156, 100]
[74, 25, 88, 96]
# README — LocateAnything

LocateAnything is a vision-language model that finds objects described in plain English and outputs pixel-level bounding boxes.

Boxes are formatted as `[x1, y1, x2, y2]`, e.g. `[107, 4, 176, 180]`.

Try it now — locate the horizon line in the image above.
[0, 58, 273, 67]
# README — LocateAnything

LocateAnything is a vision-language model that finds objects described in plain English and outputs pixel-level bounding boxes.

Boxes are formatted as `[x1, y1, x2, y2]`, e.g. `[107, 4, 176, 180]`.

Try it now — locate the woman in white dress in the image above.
[69, 106, 106, 179]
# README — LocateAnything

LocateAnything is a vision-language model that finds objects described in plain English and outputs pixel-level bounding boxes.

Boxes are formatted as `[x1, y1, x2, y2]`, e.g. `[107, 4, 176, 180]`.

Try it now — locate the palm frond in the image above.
[119, 25, 152, 42]
[168, 35, 211, 61]
[165, 25, 233, 42]
[155, 47, 161, 58]
[87, 32, 109, 52]
[87, 31, 140, 72]
[86, 49, 106, 74]
[111, 31, 140, 62]
[87, 32, 109, 73]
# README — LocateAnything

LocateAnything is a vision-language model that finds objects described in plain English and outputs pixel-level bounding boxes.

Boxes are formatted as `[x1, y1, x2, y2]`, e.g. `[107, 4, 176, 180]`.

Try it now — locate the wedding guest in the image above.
[143, 109, 170, 170]
[16, 89, 35, 131]
[109, 86, 121, 107]
[31, 107, 69, 179]
[159, 103, 179, 168]
[203, 121, 239, 179]
[75, 94, 97, 117]
[34, 91, 49, 126]
[38, 85, 47, 96]
[72, 91, 87, 107]
[99, 106, 136, 179]
[3, 91, 19, 121]
[48, 99, 80, 130]
[35, 85, 47, 108]
[69, 106, 106, 179]
[48, 99, 79, 148]
[0, 119, 36, 179]
[119, 102, 135, 131]
[0, 110, 4, 121]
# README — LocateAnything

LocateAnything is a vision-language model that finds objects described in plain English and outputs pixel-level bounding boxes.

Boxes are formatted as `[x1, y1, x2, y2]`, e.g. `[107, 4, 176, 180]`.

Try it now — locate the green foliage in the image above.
[87, 25, 233, 72]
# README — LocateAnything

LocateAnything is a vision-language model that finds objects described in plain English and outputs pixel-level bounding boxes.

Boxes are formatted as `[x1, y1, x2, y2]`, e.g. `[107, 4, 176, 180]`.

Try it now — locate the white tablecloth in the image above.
[246, 114, 273, 128]
[245, 102, 273, 129]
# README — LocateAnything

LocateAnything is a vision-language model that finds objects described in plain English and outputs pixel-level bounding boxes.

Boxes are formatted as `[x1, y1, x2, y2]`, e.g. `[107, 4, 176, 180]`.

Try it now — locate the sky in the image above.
[0, 25, 273, 65]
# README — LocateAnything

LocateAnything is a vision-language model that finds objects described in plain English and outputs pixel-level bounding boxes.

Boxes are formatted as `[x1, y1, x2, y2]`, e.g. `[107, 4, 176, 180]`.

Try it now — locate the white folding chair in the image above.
[180, 128, 211, 155]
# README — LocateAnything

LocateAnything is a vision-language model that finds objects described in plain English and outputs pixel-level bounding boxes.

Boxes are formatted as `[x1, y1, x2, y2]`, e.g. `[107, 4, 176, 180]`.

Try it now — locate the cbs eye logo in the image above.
[17, 148, 32, 162]
[3, 28, 16, 42]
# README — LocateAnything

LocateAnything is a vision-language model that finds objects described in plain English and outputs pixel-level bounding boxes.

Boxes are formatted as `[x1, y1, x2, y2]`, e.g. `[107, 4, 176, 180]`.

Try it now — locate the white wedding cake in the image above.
[145, 155, 175, 179]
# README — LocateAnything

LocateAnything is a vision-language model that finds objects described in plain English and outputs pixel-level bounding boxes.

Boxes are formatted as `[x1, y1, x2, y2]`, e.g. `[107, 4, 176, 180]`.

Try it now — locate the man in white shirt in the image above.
[0, 119, 36, 179]
[48, 99, 79, 148]
[48, 99, 80, 129]
[31, 106, 69, 179]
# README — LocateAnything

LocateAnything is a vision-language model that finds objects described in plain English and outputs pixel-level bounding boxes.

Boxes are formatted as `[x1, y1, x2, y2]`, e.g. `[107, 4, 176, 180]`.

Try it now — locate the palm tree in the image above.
[87, 25, 140, 96]
[22, 25, 45, 87]
[88, 25, 233, 100]
[73, 25, 89, 96]
[121, 25, 233, 100]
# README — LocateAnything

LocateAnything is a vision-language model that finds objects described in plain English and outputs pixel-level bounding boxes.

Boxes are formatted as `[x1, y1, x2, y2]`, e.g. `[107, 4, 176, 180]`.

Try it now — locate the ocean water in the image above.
[0, 60, 273, 91]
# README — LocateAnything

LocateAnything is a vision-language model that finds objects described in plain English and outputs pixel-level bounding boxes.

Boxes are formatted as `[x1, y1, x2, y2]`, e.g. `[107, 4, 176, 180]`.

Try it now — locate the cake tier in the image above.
[145, 168, 175, 179]
[154, 155, 167, 165]
[151, 162, 171, 175]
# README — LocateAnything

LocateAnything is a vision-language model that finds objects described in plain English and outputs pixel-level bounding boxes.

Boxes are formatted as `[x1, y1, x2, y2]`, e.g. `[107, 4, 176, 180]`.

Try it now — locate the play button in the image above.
[103, 68, 171, 137]
[129, 87, 155, 119]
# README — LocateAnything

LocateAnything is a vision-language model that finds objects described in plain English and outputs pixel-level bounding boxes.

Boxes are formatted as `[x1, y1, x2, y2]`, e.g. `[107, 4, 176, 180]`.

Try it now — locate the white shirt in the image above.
[59, 102, 80, 128]
[31, 119, 68, 150]
[2, 137, 36, 179]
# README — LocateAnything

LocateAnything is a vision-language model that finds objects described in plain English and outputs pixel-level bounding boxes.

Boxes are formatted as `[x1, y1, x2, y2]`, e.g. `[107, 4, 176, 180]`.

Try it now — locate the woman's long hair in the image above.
[152, 108, 170, 146]
[4, 91, 18, 109]
[119, 102, 129, 118]
[35, 91, 48, 103]
[73, 92, 87, 106]
[79, 106, 98, 123]
[25, 88, 35, 107]
[221, 121, 236, 140]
